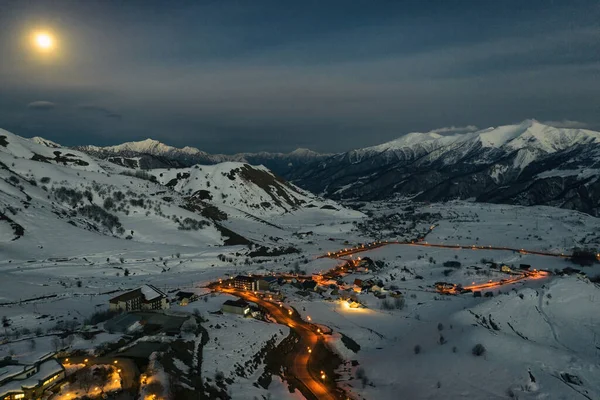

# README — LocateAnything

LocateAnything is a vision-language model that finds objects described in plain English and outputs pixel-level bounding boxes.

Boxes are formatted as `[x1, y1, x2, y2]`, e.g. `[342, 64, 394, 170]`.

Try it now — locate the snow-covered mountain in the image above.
[73, 140, 331, 176]
[0, 128, 356, 259]
[289, 120, 600, 216]
[23, 119, 600, 216]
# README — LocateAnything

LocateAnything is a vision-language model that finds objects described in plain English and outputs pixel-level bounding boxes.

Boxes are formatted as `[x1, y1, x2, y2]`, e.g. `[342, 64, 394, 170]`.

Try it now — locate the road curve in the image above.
[220, 288, 339, 400]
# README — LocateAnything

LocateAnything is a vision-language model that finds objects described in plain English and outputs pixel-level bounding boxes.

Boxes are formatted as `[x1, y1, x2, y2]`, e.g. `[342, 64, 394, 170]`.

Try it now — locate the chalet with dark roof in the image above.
[221, 299, 250, 315]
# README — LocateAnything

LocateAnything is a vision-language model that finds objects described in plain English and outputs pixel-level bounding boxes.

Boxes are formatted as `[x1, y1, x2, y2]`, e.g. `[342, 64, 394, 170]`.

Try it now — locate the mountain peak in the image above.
[29, 136, 61, 148]
[290, 148, 320, 156]
[361, 131, 443, 153]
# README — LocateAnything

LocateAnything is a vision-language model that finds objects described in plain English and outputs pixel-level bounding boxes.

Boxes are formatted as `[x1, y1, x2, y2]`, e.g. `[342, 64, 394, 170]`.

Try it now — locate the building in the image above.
[109, 285, 169, 312]
[221, 299, 250, 315]
[260, 276, 279, 291]
[347, 300, 363, 308]
[301, 279, 317, 291]
[233, 276, 276, 292]
[0, 358, 65, 400]
[370, 285, 385, 294]
[233, 275, 256, 291]
[175, 291, 198, 306]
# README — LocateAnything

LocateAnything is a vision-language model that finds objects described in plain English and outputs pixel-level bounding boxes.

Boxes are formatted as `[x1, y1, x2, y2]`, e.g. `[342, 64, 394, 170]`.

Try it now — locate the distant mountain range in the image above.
[68, 119, 600, 216]
[290, 120, 600, 216]
[73, 140, 330, 176]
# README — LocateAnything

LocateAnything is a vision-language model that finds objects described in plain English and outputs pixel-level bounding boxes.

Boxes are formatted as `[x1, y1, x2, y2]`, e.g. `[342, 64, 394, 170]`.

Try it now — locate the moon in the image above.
[33, 32, 55, 51]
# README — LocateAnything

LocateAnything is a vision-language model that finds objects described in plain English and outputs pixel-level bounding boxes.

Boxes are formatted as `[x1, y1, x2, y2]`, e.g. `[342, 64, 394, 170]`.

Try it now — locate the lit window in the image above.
[15, 394, 25, 399]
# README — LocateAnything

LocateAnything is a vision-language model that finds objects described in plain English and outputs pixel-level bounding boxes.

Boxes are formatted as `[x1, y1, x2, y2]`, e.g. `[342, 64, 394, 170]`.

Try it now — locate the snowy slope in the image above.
[148, 162, 347, 218]
[0, 128, 104, 173]
[0, 128, 360, 261]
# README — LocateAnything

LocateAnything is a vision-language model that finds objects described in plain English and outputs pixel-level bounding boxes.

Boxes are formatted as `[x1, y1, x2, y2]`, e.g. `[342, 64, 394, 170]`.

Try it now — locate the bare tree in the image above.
[77, 367, 95, 394]
[93, 367, 111, 394]
[146, 381, 165, 398]
[2, 316, 10, 338]
[51, 336, 62, 352]
[355, 367, 368, 388]
[168, 374, 182, 400]
[472, 343, 486, 356]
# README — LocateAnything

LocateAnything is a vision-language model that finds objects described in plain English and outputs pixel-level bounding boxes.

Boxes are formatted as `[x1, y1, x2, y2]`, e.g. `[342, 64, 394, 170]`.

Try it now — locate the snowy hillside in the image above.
[0, 128, 359, 262]
[147, 162, 346, 218]
[1, 129, 104, 173]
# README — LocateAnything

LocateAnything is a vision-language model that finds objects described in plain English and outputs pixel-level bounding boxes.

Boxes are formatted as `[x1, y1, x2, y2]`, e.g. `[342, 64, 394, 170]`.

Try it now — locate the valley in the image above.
[1, 128, 599, 400]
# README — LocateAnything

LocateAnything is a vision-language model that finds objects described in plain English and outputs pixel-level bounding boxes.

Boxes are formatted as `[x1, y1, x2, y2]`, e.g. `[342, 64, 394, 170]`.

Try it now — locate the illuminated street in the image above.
[220, 287, 340, 400]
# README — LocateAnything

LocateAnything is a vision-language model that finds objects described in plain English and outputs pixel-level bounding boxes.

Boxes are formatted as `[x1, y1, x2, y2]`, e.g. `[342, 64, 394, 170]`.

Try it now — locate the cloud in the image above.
[27, 101, 56, 110]
[541, 120, 590, 129]
[76, 104, 123, 119]
[430, 125, 479, 134]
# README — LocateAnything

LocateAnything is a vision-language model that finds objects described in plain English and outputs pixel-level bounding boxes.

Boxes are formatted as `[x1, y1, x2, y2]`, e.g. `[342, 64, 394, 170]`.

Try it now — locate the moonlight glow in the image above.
[33, 32, 54, 51]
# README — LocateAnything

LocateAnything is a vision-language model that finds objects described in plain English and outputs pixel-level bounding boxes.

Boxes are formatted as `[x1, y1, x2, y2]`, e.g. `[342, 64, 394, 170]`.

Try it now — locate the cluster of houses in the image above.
[105, 271, 404, 320]
[0, 353, 65, 400]
[220, 274, 403, 314]
[351, 278, 401, 298]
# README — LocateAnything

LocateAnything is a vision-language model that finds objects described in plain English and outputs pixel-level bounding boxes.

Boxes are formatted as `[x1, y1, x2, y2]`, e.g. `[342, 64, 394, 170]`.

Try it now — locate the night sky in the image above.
[0, 0, 599, 153]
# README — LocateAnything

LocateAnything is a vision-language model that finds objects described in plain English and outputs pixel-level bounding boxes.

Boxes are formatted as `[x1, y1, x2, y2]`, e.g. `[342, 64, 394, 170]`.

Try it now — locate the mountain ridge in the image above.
[21, 119, 600, 216]
[287, 120, 600, 216]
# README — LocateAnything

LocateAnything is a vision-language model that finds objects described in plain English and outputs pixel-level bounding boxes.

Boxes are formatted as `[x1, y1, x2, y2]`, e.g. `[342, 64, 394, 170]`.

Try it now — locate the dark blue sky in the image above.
[0, 0, 599, 153]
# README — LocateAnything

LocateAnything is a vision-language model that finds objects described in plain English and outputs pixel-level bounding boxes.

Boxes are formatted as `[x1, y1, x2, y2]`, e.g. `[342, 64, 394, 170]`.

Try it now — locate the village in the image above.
[2, 239, 563, 400]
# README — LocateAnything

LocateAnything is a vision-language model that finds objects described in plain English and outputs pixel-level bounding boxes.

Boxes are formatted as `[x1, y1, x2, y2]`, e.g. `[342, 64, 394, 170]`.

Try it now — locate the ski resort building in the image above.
[109, 285, 169, 312]
[0, 358, 65, 400]
[232, 276, 274, 292]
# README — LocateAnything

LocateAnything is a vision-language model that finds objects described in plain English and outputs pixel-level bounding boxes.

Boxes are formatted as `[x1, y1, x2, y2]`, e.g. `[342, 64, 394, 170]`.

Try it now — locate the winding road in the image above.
[220, 288, 338, 400]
